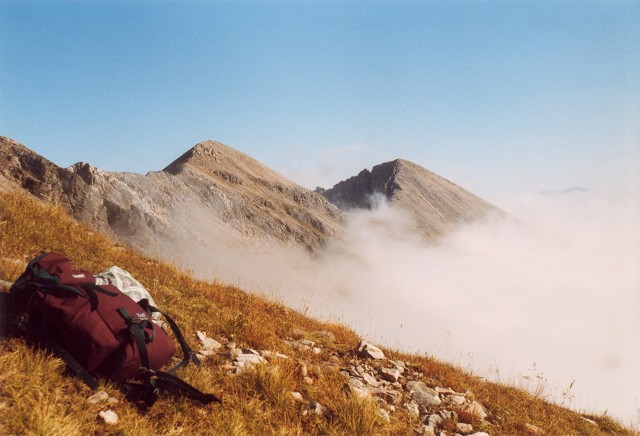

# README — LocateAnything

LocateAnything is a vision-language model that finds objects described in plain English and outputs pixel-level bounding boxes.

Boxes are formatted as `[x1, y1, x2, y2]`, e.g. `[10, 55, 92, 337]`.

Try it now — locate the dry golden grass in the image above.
[0, 191, 635, 435]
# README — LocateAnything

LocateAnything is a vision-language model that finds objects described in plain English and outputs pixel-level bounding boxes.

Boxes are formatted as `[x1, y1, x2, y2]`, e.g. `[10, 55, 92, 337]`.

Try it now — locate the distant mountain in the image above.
[539, 186, 592, 196]
[323, 159, 504, 238]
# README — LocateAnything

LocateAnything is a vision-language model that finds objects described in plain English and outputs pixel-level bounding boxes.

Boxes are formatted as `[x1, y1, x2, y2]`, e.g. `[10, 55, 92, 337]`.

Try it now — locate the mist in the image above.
[168, 189, 640, 426]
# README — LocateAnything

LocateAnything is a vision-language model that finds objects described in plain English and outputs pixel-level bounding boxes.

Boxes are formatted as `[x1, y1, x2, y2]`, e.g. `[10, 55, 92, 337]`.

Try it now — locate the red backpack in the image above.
[9, 252, 220, 405]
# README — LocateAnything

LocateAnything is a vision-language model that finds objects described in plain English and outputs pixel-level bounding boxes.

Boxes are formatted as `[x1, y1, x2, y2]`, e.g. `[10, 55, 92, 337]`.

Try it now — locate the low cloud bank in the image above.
[171, 190, 640, 426]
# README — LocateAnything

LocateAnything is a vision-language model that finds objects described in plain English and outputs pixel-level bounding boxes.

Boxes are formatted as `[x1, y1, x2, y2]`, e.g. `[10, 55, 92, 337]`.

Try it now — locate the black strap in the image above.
[143, 369, 221, 404]
[84, 284, 119, 297]
[15, 314, 100, 390]
[117, 307, 152, 369]
[146, 305, 201, 373]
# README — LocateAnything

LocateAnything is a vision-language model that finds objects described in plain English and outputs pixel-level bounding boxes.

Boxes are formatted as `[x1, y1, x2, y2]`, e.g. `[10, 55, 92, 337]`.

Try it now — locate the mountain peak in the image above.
[163, 140, 297, 188]
[323, 158, 503, 238]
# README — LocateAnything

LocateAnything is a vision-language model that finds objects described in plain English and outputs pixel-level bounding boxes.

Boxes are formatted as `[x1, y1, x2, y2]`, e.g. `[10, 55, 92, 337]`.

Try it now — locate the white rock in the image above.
[439, 410, 457, 421]
[196, 331, 222, 351]
[309, 402, 327, 416]
[98, 410, 119, 425]
[405, 401, 420, 418]
[87, 391, 109, 404]
[426, 414, 443, 426]
[470, 433, 490, 436]
[463, 401, 488, 420]
[406, 380, 429, 392]
[291, 391, 304, 402]
[260, 350, 289, 360]
[370, 387, 403, 405]
[300, 339, 316, 348]
[407, 381, 442, 407]
[448, 394, 467, 406]
[362, 372, 379, 387]
[234, 353, 266, 367]
[378, 408, 391, 423]
[357, 341, 386, 360]
[412, 390, 442, 407]
[380, 367, 401, 382]
[435, 386, 457, 395]
[457, 423, 474, 434]
[298, 362, 308, 377]
[313, 330, 336, 342]
[580, 417, 597, 425]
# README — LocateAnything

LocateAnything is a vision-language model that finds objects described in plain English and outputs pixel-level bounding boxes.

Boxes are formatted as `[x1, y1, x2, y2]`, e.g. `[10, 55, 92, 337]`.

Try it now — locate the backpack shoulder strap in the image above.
[16, 314, 100, 390]
[143, 304, 201, 372]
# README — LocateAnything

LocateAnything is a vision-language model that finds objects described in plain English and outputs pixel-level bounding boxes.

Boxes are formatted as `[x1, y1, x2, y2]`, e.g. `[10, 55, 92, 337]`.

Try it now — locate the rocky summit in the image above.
[0, 136, 343, 259]
[322, 159, 503, 239]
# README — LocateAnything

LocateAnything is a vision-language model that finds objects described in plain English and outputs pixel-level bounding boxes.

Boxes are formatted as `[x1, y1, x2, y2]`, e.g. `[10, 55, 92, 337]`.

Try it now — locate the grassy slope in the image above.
[0, 192, 632, 435]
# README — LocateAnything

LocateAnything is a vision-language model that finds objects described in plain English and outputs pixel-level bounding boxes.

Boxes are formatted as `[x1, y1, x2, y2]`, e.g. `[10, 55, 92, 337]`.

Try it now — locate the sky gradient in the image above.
[1, 0, 639, 202]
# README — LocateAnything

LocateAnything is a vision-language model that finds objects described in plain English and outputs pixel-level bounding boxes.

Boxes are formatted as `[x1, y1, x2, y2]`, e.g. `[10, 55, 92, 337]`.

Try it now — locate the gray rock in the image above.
[447, 394, 467, 406]
[313, 330, 336, 342]
[405, 401, 420, 418]
[87, 391, 109, 404]
[196, 331, 222, 353]
[380, 367, 401, 382]
[362, 372, 379, 387]
[357, 341, 386, 360]
[370, 388, 403, 405]
[426, 414, 443, 426]
[463, 401, 488, 420]
[378, 408, 391, 423]
[435, 386, 457, 395]
[298, 361, 308, 377]
[412, 389, 442, 407]
[309, 402, 327, 416]
[406, 381, 442, 407]
[234, 353, 266, 368]
[457, 423, 474, 434]
[346, 379, 371, 399]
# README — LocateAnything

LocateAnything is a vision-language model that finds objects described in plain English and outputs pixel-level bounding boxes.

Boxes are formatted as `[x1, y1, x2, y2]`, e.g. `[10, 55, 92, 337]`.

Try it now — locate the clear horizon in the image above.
[1, 1, 638, 204]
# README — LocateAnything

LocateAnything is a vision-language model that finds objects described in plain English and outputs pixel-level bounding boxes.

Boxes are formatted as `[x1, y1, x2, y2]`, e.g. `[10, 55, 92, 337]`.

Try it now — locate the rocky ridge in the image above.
[0, 136, 343, 257]
[323, 159, 503, 239]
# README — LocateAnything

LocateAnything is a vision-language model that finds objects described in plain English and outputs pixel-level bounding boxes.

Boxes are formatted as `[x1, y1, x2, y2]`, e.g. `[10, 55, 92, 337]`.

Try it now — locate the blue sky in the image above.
[1, 0, 638, 201]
